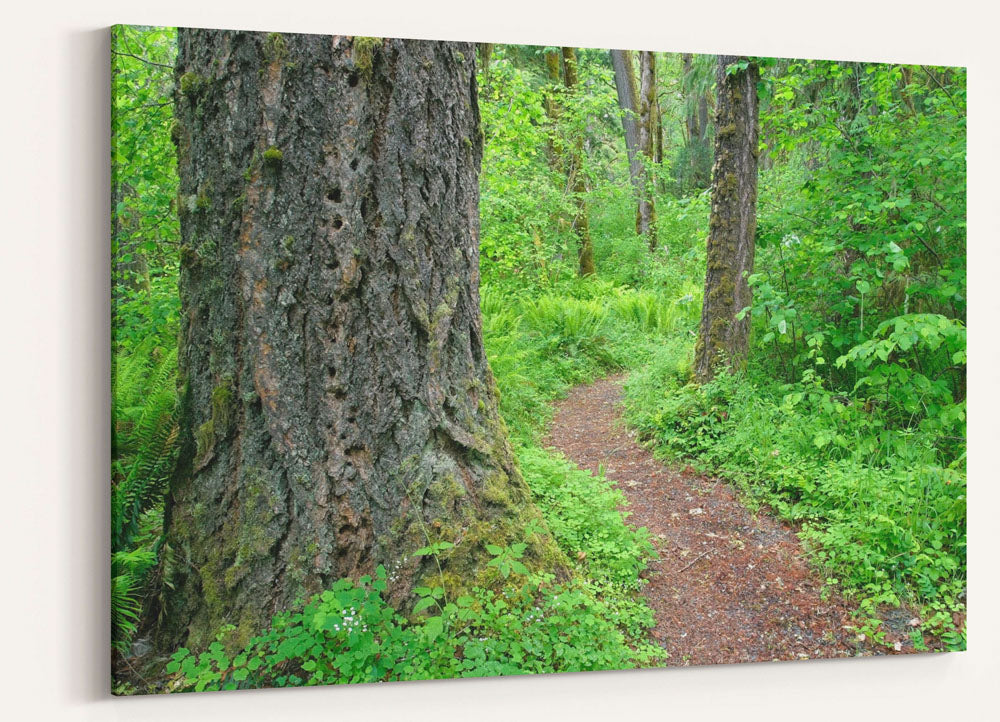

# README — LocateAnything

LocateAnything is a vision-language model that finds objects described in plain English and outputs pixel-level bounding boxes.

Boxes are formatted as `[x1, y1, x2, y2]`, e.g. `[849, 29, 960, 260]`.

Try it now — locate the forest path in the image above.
[543, 375, 913, 666]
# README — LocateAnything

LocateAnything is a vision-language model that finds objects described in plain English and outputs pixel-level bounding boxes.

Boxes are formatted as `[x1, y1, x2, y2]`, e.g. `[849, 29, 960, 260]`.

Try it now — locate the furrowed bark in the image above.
[158, 30, 559, 653]
[694, 55, 759, 382]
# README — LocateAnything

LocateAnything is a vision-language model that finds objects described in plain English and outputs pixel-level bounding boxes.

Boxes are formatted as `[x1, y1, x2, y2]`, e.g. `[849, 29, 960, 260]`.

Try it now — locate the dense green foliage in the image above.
[111, 26, 181, 652]
[111, 26, 966, 689]
[626, 60, 966, 650]
[166, 566, 659, 691]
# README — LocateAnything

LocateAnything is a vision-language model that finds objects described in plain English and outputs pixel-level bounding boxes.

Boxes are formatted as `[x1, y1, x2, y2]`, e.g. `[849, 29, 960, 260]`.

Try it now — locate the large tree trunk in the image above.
[636, 50, 657, 250]
[609, 49, 642, 199]
[694, 55, 759, 383]
[158, 30, 553, 653]
[561, 47, 596, 277]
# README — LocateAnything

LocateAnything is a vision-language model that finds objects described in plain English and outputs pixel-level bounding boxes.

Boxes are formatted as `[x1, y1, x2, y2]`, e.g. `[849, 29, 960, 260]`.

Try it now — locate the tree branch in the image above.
[112, 49, 174, 71]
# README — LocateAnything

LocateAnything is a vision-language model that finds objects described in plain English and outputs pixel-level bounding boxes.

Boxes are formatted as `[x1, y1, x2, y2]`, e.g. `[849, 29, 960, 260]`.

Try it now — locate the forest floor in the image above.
[544, 375, 920, 666]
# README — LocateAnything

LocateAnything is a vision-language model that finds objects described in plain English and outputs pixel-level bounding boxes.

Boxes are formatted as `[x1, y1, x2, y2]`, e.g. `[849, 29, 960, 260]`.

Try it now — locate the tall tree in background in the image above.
[694, 56, 759, 382]
[681, 53, 709, 145]
[636, 51, 658, 250]
[653, 60, 664, 170]
[677, 52, 714, 192]
[542, 48, 564, 173]
[157, 30, 547, 652]
[477, 42, 494, 88]
[560, 47, 596, 276]
[609, 49, 642, 201]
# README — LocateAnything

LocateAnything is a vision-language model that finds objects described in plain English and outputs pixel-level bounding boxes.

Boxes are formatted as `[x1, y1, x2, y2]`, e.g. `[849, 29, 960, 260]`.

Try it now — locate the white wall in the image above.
[1, 2, 996, 720]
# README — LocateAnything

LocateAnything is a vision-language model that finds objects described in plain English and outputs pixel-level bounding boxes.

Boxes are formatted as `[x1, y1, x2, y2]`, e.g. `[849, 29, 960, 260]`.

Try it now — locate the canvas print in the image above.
[111, 25, 967, 694]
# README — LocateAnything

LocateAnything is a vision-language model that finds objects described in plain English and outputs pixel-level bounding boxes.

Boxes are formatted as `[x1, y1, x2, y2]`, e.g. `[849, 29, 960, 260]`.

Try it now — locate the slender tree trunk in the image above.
[694, 55, 760, 383]
[561, 47, 596, 276]
[477, 42, 494, 87]
[157, 30, 556, 654]
[654, 79, 665, 192]
[654, 90, 664, 166]
[543, 49, 564, 174]
[680, 53, 715, 191]
[698, 95, 709, 142]
[637, 50, 657, 250]
[694, 93, 713, 187]
[609, 49, 642, 199]
[682, 53, 698, 143]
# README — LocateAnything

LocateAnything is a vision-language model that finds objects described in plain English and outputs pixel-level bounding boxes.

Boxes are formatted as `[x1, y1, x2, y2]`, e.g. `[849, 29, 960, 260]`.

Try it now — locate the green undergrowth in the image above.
[167, 565, 659, 691]
[624, 340, 966, 651]
[481, 276, 701, 446]
[163, 277, 695, 691]
[112, 332, 178, 653]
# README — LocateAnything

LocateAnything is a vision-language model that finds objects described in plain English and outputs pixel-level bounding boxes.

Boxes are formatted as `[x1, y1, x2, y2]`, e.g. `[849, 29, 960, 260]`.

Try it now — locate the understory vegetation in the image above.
[626, 59, 966, 649]
[160, 252, 703, 689]
[112, 27, 965, 692]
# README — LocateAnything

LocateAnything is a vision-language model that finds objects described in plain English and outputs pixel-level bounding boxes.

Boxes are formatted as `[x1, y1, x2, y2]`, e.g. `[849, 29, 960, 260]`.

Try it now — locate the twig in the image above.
[112, 49, 174, 70]
[116, 99, 175, 115]
[919, 66, 961, 112]
[121, 652, 152, 687]
[671, 550, 711, 574]
[911, 231, 943, 266]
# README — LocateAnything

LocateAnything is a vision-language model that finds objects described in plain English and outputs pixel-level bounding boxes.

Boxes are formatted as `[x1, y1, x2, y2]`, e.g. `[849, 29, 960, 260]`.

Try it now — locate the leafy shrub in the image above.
[625, 347, 966, 650]
[166, 564, 662, 691]
[111, 334, 179, 652]
[835, 313, 966, 445]
[520, 447, 655, 588]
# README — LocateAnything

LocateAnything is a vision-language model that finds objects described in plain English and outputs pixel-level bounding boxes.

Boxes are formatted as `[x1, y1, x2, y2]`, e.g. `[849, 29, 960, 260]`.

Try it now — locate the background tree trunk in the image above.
[543, 49, 564, 174]
[698, 95, 709, 142]
[682, 53, 697, 142]
[477, 42, 494, 87]
[609, 49, 642, 199]
[654, 87, 664, 166]
[158, 30, 554, 653]
[679, 53, 715, 192]
[561, 47, 596, 276]
[637, 50, 658, 250]
[694, 55, 760, 383]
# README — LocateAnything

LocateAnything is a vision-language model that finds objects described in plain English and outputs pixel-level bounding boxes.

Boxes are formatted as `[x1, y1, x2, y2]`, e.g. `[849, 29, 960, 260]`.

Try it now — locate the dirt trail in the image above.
[544, 375, 914, 666]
